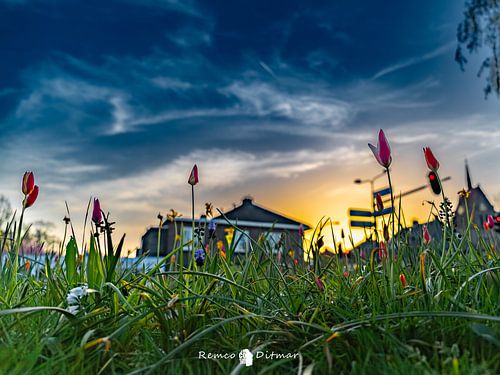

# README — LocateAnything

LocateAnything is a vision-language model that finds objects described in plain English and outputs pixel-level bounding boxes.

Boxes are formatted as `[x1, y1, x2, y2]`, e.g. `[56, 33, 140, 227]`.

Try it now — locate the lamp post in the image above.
[354, 170, 387, 235]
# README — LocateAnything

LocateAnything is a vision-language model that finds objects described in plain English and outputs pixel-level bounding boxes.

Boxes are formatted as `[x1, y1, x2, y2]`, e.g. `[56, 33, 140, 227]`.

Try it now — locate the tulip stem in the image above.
[191, 184, 195, 268]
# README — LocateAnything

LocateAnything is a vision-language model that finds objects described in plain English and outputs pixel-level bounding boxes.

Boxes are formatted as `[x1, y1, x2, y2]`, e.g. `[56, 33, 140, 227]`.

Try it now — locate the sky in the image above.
[0, 0, 499, 253]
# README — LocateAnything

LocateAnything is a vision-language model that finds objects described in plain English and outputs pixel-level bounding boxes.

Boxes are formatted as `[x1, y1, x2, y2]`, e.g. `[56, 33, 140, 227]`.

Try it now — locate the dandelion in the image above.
[194, 248, 205, 266]
[368, 129, 392, 168]
[399, 273, 408, 288]
[423, 225, 431, 245]
[423, 147, 439, 172]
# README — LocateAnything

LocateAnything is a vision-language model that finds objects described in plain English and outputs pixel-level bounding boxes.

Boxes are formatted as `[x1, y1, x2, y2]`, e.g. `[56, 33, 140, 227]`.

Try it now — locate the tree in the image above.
[456, 0, 500, 97]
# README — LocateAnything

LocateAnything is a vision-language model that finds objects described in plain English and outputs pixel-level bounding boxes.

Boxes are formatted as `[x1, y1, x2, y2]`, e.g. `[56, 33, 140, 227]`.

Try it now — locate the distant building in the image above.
[455, 160, 497, 235]
[140, 196, 310, 263]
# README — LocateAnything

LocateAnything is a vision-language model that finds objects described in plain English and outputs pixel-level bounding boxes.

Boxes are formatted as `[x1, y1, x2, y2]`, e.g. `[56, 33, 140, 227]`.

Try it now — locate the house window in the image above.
[181, 226, 193, 250]
[267, 232, 283, 254]
[233, 230, 250, 254]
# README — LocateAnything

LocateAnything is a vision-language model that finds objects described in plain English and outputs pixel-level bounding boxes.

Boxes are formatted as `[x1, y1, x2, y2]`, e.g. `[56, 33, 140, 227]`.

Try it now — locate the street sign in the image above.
[350, 220, 375, 228]
[348, 209, 373, 217]
[373, 207, 394, 217]
[373, 187, 392, 197]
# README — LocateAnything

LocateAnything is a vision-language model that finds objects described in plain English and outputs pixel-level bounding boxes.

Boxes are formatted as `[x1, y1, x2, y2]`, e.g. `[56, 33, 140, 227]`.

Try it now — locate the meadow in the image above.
[0, 130, 498, 375]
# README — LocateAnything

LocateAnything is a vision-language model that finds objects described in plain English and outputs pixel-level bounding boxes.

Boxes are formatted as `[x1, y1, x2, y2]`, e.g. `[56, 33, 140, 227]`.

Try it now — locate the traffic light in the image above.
[427, 171, 441, 195]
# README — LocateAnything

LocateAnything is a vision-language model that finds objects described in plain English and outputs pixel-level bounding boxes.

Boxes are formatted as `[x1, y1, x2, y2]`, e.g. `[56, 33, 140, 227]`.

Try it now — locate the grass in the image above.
[0, 172, 499, 374]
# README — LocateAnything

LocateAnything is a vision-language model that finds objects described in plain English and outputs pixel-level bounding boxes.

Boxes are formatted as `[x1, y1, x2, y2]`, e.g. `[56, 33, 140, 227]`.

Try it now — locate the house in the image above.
[140, 196, 310, 263]
[454, 160, 497, 237]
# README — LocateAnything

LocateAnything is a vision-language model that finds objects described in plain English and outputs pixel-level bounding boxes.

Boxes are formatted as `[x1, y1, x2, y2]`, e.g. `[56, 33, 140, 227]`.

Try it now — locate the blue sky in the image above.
[1, 0, 499, 251]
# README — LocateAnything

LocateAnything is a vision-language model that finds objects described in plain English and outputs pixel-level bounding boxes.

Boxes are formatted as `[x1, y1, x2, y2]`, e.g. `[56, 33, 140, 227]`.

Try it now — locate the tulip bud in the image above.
[383, 224, 390, 242]
[376, 193, 384, 212]
[298, 224, 304, 237]
[399, 273, 408, 288]
[487, 215, 495, 230]
[188, 164, 199, 186]
[314, 277, 325, 292]
[483, 221, 491, 231]
[379, 241, 388, 259]
[423, 147, 439, 172]
[423, 225, 431, 245]
[23, 185, 39, 208]
[368, 129, 392, 168]
[92, 198, 102, 224]
[343, 271, 348, 278]
[22, 171, 35, 195]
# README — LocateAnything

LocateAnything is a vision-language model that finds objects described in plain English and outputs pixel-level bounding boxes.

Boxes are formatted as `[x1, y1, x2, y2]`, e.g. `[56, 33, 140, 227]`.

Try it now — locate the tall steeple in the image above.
[465, 159, 473, 190]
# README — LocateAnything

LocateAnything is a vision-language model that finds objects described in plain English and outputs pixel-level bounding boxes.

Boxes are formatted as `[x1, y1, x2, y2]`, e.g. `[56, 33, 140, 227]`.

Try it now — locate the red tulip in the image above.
[315, 277, 325, 292]
[368, 129, 392, 168]
[487, 215, 495, 229]
[294, 258, 299, 266]
[188, 164, 199, 186]
[23, 185, 39, 208]
[298, 224, 304, 237]
[22, 171, 35, 195]
[423, 225, 431, 245]
[483, 221, 490, 231]
[379, 241, 388, 259]
[399, 273, 408, 288]
[376, 193, 384, 212]
[92, 198, 102, 224]
[423, 147, 439, 172]
[343, 271, 348, 278]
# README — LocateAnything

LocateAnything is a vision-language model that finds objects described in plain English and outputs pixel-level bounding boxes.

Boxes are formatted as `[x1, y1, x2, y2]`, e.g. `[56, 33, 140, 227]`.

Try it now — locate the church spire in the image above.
[465, 159, 473, 190]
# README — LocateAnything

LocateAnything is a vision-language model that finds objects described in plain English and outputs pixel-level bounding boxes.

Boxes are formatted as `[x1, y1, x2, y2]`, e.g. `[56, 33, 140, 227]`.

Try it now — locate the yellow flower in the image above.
[288, 249, 295, 258]
[457, 189, 470, 198]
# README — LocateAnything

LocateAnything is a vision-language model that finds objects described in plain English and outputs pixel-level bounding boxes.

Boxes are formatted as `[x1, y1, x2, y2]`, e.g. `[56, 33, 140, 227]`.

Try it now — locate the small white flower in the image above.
[69, 285, 88, 299]
[67, 305, 80, 315]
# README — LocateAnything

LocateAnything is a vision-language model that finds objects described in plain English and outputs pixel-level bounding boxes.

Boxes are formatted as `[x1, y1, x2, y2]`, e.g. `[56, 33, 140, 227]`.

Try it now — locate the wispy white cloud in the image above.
[371, 41, 455, 80]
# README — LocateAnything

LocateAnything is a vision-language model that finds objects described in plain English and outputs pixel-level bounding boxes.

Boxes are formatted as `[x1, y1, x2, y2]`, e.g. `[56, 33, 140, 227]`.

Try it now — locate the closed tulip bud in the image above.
[188, 164, 199, 186]
[483, 221, 491, 231]
[376, 193, 384, 212]
[423, 225, 431, 245]
[343, 271, 348, 278]
[487, 215, 495, 229]
[379, 241, 388, 259]
[399, 273, 408, 288]
[92, 198, 102, 224]
[423, 147, 439, 172]
[368, 129, 392, 168]
[23, 185, 39, 208]
[294, 258, 299, 266]
[22, 171, 35, 195]
[314, 277, 325, 292]
[383, 224, 390, 242]
[298, 224, 304, 237]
